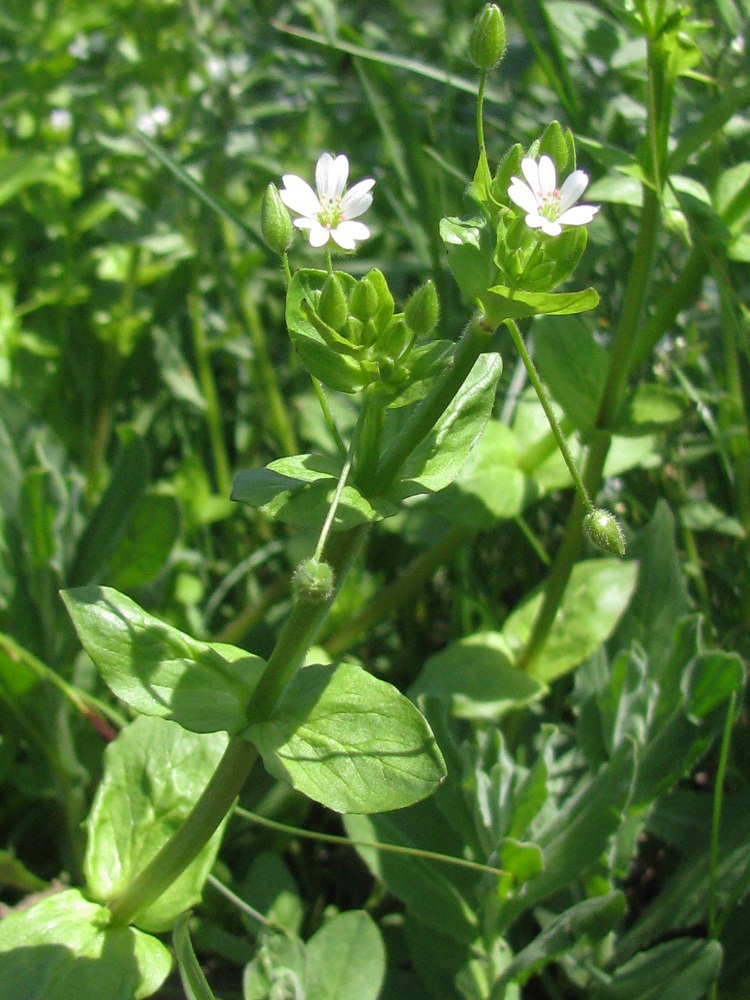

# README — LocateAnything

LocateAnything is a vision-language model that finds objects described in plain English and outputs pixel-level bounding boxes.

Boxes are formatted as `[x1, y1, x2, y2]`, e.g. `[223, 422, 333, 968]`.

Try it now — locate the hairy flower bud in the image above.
[350, 276, 379, 321]
[261, 183, 294, 254]
[405, 280, 439, 335]
[584, 509, 626, 557]
[318, 273, 349, 331]
[292, 558, 335, 602]
[469, 4, 507, 71]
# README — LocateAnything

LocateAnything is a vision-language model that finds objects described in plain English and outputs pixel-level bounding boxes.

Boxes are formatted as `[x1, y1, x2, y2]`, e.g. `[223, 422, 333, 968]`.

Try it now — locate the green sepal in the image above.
[538, 120, 569, 174]
[480, 283, 599, 324]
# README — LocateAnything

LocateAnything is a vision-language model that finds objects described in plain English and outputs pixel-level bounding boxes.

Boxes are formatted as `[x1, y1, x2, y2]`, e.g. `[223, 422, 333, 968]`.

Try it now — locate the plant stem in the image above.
[369, 313, 495, 494]
[517, 183, 662, 672]
[505, 318, 593, 514]
[108, 736, 259, 926]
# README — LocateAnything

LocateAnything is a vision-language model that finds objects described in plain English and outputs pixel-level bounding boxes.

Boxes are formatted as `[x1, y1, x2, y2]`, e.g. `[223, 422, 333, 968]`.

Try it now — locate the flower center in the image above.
[539, 188, 563, 221]
[318, 194, 343, 230]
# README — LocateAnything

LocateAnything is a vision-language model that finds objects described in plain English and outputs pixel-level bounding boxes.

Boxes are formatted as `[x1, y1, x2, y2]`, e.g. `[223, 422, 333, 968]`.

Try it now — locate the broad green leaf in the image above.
[0, 153, 59, 206]
[594, 939, 722, 1000]
[481, 284, 599, 324]
[410, 632, 546, 720]
[62, 586, 264, 734]
[0, 888, 171, 1000]
[84, 716, 230, 932]
[306, 911, 385, 1000]
[492, 892, 626, 991]
[680, 499, 746, 539]
[246, 662, 446, 813]
[173, 913, 218, 1000]
[534, 316, 610, 432]
[423, 421, 530, 528]
[503, 560, 638, 683]
[390, 352, 503, 498]
[232, 455, 397, 530]
[345, 812, 479, 943]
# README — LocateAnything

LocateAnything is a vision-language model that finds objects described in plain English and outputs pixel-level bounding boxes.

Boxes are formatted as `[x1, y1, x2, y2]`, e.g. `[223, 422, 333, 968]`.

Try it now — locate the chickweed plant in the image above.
[0, 2, 748, 998]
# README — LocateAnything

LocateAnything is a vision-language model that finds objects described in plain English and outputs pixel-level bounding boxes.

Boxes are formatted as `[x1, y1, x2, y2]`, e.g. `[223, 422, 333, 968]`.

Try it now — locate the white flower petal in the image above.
[558, 170, 589, 212]
[280, 175, 321, 218]
[308, 225, 331, 247]
[524, 213, 547, 230]
[508, 179, 540, 215]
[557, 204, 599, 227]
[538, 156, 557, 197]
[520, 157, 542, 197]
[330, 228, 356, 250]
[337, 220, 370, 242]
[340, 178, 375, 218]
[293, 217, 315, 230]
[331, 155, 349, 197]
[316, 153, 349, 201]
[541, 219, 563, 237]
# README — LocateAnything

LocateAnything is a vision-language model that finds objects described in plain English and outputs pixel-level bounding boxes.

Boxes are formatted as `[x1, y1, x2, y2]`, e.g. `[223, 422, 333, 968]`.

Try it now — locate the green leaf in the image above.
[481, 284, 599, 324]
[390, 352, 503, 499]
[173, 913, 218, 1000]
[503, 560, 638, 683]
[246, 662, 446, 813]
[492, 892, 626, 991]
[0, 153, 59, 206]
[238, 852, 303, 937]
[84, 716, 230, 933]
[680, 500, 747, 539]
[534, 316, 610, 431]
[306, 911, 385, 1000]
[410, 632, 546, 720]
[439, 216, 496, 304]
[593, 939, 722, 1000]
[345, 811, 479, 943]
[423, 421, 530, 528]
[232, 455, 397, 530]
[499, 742, 636, 929]
[0, 888, 171, 999]
[286, 270, 367, 392]
[62, 585, 264, 735]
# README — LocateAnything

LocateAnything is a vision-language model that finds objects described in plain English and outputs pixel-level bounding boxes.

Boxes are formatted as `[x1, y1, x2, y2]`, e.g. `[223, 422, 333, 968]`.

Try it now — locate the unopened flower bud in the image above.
[405, 280, 439, 335]
[584, 509, 626, 557]
[470, 4, 507, 71]
[538, 121, 569, 174]
[292, 558, 335, 602]
[350, 277, 379, 321]
[261, 183, 294, 254]
[319, 273, 349, 331]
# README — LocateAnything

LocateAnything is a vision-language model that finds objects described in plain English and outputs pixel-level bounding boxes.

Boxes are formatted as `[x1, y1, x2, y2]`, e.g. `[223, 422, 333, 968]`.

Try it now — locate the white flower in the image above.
[279, 152, 375, 250]
[508, 155, 598, 237]
[49, 109, 72, 132]
[136, 105, 171, 137]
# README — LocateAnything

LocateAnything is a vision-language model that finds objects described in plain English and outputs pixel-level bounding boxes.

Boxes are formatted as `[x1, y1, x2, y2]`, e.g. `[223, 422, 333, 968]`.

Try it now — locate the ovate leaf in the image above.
[246, 663, 446, 813]
[0, 888, 171, 999]
[306, 911, 385, 1000]
[84, 716, 229, 932]
[62, 586, 264, 735]
[503, 560, 638, 683]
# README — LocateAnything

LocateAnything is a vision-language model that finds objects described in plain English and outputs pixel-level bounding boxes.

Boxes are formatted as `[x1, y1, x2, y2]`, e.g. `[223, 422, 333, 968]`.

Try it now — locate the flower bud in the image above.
[584, 509, 626, 557]
[261, 183, 294, 254]
[350, 276, 379, 321]
[469, 4, 507, 71]
[538, 121, 569, 175]
[292, 558, 335, 602]
[318, 273, 349, 331]
[404, 280, 439, 335]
